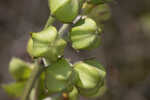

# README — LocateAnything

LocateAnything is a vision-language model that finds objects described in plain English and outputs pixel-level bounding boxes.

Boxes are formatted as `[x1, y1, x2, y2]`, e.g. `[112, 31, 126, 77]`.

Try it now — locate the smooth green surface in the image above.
[27, 26, 57, 57]
[32, 26, 57, 43]
[70, 17, 101, 50]
[74, 60, 106, 97]
[9, 58, 31, 81]
[27, 26, 67, 62]
[49, 0, 79, 22]
[45, 38, 67, 62]
[46, 58, 73, 93]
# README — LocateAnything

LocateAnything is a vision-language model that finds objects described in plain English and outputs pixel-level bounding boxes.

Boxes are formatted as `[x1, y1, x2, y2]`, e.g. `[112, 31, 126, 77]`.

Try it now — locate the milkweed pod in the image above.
[73, 59, 106, 97]
[9, 58, 32, 81]
[70, 17, 101, 50]
[46, 58, 73, 94]
[49, 0, 79, 23]
[87, 0, 112, 5]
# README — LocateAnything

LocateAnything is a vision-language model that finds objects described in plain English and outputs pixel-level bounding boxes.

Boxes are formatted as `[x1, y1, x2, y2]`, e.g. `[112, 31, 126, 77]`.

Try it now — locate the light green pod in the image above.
[46, 58, 73, 94]
[27, 26, 67, 62]
[45, 38, 67, 62]
[9, 58, 32, 81]
[49, 0, 79, 23]
[30, 26, 57, 57]
[70, 17, 101, 50]
[74, 59, 106, 97]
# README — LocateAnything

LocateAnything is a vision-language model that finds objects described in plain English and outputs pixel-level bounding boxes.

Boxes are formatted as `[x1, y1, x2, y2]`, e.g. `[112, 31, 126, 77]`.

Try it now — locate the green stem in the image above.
[44, 16, 56, 29]
[21, 60, 44, 100]
[58, 24, 70, 37]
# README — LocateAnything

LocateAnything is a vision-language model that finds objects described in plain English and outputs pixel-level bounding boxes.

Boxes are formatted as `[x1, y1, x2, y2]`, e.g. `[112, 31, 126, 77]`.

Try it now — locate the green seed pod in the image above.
[70, 17, 101, 50]
[27, 26, 67, 62]
[68, 86, 79, 100]
[45, 38, 67, 62]
[49, 0, 79, 23]
[87, 0, 112, 5]
[29, 26, 57, 57]
[73, 59, 106, 97]
[46, 58, 73, 94]
[9, 58, 32, 81]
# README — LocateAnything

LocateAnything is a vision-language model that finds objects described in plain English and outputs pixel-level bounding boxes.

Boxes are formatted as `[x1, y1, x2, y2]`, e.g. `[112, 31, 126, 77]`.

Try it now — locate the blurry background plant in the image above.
[0, 0, 150, 100]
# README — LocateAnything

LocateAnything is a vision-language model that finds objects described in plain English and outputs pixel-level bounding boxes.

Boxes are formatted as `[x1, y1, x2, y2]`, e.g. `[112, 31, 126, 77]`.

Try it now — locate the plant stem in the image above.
[21, 60, 44, 100]
[44, 16, 55, 29]
[58, 24, 70, 37]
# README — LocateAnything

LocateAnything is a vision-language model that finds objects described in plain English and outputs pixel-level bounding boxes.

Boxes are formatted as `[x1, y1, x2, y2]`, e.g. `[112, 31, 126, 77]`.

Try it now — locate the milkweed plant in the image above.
[2, 0, 112, 100]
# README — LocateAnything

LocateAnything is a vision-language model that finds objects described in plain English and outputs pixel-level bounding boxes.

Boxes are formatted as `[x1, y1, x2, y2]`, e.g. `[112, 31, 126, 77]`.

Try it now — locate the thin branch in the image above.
[21, 59, 44, 100]
[44, 16, 56, 29]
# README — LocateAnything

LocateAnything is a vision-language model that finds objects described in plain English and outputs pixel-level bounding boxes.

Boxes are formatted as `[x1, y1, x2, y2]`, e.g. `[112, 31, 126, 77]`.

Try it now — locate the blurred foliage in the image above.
[87, 4, 111, 27]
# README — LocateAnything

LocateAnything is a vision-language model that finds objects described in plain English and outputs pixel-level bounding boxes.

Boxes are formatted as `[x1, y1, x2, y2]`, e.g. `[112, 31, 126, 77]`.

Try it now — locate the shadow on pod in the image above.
[45, 58, 73, 94]
[73, 59, 106, 98]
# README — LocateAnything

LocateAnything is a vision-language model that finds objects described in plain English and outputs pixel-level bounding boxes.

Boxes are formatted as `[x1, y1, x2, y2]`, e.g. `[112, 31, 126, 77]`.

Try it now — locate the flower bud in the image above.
[70, 17, 101, 50]
[46, 58, 73, 94]
[73, 59, 106, 97]
[9, 58, 32, 81]
[49, 0, 79, 23]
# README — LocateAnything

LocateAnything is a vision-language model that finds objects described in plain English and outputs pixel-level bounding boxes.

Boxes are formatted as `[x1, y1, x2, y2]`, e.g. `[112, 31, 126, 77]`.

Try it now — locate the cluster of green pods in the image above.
[4, 57, 106, 100]
[2, 0, 113, 100]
